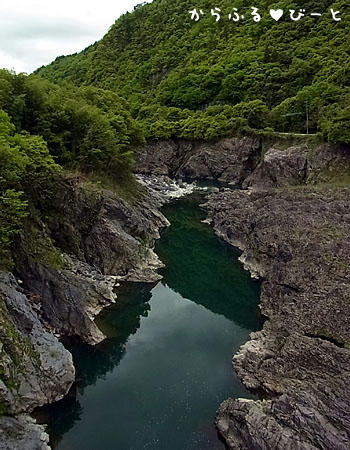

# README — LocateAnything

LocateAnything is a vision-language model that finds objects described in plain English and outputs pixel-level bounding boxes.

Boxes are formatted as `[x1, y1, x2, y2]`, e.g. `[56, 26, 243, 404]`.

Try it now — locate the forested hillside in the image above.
[36, 0, 350, 141]
[0, 69, 144, 268]
[1, 0, 349, 271]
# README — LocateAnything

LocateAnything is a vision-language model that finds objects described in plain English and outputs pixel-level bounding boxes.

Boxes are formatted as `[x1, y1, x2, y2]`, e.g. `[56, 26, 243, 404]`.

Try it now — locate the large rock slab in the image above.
[12, 178, 169, 345]
[0, 272, 74, 449]
[206, 187, 350, 449]
[244, 142, 350, 189]
[0, 272, 74, 415]
[135, 136, 261, 185]
[0, 415, 50, 450]
[243, 146, 308, 188]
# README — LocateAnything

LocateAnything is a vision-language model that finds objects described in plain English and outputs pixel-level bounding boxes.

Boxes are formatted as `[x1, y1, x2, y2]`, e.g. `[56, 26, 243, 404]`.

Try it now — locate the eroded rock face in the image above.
[205, 187, 350, 449]
[0, 415, 50, 450]
[83, 189, 167, 279]
[12, 256, 120, 346]
[243, 146, 308, 188]
[219, 327, 350, 450]
[135, 140, 185, 176]
[13, 178, 169, 345]
[135, 136, 261, 185]
[177, 137, 261, 184]
[243, 142, 350, 189]
[0, 272, 75, 414]
[136, 137, 350, 190]
[0, 273, 75, 449]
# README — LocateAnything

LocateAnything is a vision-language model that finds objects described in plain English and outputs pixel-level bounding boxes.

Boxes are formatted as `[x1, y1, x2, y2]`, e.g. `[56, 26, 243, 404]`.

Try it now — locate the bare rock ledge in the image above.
[205, 186, 350, 449]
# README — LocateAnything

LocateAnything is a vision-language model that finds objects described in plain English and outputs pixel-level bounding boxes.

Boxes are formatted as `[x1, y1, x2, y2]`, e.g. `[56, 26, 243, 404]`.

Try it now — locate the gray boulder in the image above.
[0, 415, 50, 450]
[243, 146, 308, 188]
[135, 136, 261, 186]
[0, 272, 74, 414]
[206, 187, 350, 449]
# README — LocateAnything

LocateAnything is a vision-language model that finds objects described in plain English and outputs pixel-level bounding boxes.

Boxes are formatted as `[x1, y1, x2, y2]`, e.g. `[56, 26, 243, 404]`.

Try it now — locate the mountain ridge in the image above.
[36, 0, 350, 141]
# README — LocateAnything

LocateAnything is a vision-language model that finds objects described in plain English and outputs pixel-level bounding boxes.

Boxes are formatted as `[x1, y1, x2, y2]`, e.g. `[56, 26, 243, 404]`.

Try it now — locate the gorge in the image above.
[1, 134, 349, 449]
[37, 193, 261, 450]
[1, 0, 350, 447]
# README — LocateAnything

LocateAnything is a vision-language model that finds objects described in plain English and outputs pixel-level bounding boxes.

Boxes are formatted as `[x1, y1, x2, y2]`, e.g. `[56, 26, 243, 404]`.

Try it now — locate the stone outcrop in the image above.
[12, 177, 170, 345]
[135, 137, 350, 189]
[243, 142, 350, 189]
[0, 273, 75, 414]
[135, 136, 261, 185]
[243, 146, 308, 188]
[205, 187, 350, 449]
[0, 175, 181, 447]
[0, 272, 75, 449]
[0, 415, 50, 450]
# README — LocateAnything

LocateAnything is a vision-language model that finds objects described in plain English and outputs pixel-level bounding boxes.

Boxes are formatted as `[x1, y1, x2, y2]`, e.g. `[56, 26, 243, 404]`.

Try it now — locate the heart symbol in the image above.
[270, 9, 283, 21]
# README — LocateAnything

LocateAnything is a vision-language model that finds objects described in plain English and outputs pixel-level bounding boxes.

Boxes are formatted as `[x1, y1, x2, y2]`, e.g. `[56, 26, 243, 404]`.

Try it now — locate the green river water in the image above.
[43, 192, 261, 450]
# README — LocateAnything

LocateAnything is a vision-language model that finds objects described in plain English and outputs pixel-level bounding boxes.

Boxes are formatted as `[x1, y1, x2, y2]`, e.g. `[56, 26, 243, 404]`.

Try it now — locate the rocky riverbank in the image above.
[1, 134, 349, 449]
[0, 272, 74, 450]
[205, 185, 350, 449]
[135, 135, 350, 187]
[0, 175, 194, 449]
[136, 135, 350, 448]
[11, 176, 171, 346]
[135, 136, 261, 185]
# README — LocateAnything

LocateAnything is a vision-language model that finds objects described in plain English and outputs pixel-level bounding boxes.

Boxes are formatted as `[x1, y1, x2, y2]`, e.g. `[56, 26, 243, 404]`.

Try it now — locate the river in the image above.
[43, 192, 261, 449]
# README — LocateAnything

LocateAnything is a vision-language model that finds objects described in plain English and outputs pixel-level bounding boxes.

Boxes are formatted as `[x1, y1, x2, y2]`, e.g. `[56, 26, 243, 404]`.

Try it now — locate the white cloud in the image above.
[0, 0, 152, 73]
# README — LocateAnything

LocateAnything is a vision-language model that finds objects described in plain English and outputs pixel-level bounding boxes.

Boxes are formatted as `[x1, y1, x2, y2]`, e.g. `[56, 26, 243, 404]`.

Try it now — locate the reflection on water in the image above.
[41, 193, 261, 450]
[157, 194, 261, 330]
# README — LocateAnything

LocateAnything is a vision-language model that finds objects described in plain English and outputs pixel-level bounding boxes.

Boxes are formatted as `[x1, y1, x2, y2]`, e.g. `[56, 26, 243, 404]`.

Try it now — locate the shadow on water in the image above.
[35, 283, 155, 447]
[37, 192, 262, 450]
[157, 193, 261, 331]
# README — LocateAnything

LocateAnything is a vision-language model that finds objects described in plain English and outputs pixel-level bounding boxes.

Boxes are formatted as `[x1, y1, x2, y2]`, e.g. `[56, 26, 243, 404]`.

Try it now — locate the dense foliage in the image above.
[1, 0, 349, 267]
[0, 69, 144, 172]
[0, 69, 144, 267]
[36, 0, 350, 142]
[0, 109, 60, 267]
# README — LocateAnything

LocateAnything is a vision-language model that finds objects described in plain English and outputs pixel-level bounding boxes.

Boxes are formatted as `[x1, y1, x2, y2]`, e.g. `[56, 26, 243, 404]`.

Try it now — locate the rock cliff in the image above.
[0, 175, 176, 448]
[135, 136, 350, 188]
[205, 186, 350, 449]
[244, 142, 350, 189]
[12, 177, 170, 346]
[135, 136, 261, 185]
[0, 272, 75, 449]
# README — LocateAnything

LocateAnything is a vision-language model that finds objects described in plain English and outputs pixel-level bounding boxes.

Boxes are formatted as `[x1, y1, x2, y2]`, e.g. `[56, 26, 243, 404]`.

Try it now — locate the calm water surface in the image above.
[45, 193, 261, 450]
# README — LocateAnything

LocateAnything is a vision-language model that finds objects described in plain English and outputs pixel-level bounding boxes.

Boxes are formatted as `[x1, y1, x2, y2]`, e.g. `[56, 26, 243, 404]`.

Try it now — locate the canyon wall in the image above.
[0, 177, 171, 448]
[1, 134, 349, 449]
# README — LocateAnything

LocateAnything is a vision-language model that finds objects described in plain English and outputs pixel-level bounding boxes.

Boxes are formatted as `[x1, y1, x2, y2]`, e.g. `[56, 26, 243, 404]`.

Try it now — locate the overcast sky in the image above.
[0, 0, 152, 74]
